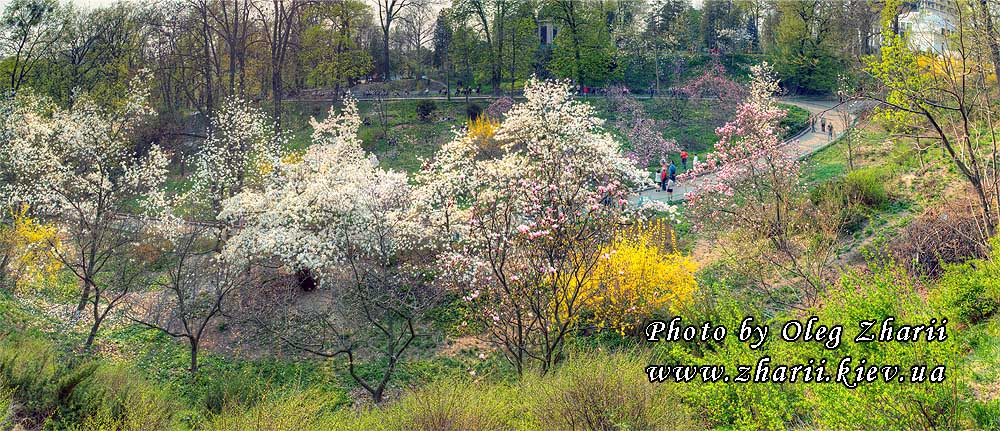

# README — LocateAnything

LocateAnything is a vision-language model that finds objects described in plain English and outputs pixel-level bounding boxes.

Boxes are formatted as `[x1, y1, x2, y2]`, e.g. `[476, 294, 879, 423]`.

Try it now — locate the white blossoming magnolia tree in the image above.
[189, 96, 283, 219]
[419, 78, 648, 374]
[220, 100, 436, 403]
[0, 75, 170, 349]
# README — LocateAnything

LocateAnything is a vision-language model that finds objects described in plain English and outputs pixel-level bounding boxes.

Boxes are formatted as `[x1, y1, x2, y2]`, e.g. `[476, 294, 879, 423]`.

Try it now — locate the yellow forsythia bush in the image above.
[468, 116, 501, 158]
[586, 219, 697, 335]
[0, 205, 60, 289]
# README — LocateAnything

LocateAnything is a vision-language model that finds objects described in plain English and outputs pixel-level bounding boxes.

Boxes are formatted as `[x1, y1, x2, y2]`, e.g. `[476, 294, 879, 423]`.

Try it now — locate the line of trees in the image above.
[1, 0, 900, 123]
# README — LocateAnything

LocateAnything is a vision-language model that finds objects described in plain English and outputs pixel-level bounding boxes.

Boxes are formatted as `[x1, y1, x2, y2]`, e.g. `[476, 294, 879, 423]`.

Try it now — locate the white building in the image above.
[539, 21, 558, 47]
[898, 0, 957, 54]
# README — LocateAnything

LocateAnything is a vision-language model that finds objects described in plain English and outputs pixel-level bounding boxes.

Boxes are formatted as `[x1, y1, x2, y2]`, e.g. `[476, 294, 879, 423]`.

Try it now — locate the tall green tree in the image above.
[547, 0, 621, 86]
[768, 0, 847, 94]
[454, 0, 518, 94]
[300, 0, 374, 95]
[700, 0, 742, 50]
[0, 0, 64, 91]
[432, 11, 453, 99]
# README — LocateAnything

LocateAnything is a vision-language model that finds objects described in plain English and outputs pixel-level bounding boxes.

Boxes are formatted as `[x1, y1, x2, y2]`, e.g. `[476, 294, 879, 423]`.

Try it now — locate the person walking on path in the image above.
[681, 150, 689, 170]
[810, 116, 816, 132]
[821, 117, 826, 132]
[659, 167, 668, 191]
[666, 178, 675, 201]
[828, 124, 834, 141]
[669, 160, 677, 182]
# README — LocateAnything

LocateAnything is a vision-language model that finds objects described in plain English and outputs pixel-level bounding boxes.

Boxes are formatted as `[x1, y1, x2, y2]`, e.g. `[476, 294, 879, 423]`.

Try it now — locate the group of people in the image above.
[811, 116, 836, 140]
[656, 151, 691, 201]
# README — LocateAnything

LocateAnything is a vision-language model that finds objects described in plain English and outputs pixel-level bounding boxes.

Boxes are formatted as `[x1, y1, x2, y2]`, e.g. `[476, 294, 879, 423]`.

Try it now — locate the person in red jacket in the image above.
[660, 164, 668, 192]
[680, 150, 689, 170]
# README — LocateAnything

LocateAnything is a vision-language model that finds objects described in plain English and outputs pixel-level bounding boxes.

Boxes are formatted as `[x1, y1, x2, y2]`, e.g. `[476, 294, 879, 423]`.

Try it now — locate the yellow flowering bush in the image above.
[258, 151, 305, 176]
[585, 220, 698, 335]
[467, 116, 501, 159]
[0, 206, 61, 289]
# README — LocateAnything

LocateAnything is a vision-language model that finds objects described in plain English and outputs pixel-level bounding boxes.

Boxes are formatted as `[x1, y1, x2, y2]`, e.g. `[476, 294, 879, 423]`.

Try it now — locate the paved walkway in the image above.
[636, 98, 861, 204]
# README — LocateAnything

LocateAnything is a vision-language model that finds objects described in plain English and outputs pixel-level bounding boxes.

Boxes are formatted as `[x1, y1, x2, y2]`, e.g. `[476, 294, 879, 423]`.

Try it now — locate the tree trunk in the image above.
[980, 0, 1000, 96]
[510, 26, 516, 93]
[272, 68, 283, 129]
[189, 340, 199, 374]
[76, 278, 93, 312]
[201, 4, 215, 114]
[85, 317, 100, 351]
[383, 27, 392, 81]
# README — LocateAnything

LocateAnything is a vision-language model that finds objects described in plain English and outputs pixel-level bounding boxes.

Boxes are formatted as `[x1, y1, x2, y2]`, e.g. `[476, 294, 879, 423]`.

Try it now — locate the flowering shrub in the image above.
[0, 73, 170, 348]
[605, 86, 679, 168]
[421, 78, 648, 373]
[584, 220, 698, 336]
[467, 116, 501, 160]
[221, 98, 420, 276]
[681, 56, 746, 103]
[484, 96, 514, 120]
[0, 205, 60, 290]
[220, 98, 434, 403]
[680, 63, 835, 305]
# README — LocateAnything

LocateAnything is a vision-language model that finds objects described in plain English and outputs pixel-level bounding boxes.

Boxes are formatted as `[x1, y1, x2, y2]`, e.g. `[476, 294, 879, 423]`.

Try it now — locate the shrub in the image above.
[415, 100, 436, 121]
[0, 332, 62, 425]
[0, 205, 61, 291]
[484, 97, 514, 119]
[203, 389, 337, 431]
[466, 103, 482, 120]
[467, 116, 501, 160]
[584, 220, 698, 335]
[934, 240, 1000, 324]
[0, 384, 11, 429]
[378, 382, 514, 431]
[324, 352, 700, 431]
[52, 362, 175, 431]
[806, 253, 961, 431]
[199, 368, 268, 414]
[809, 167, 890, 233]
[524, 352, 700, 431]
[841, 167, 890, 207]
[811, 167, 889, 209]
[890, 196, 988, 276]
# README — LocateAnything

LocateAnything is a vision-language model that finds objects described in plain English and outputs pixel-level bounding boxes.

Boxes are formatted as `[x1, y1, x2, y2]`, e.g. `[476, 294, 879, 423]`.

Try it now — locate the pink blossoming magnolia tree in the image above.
[680, 55, 746, 103]
[419, 78, 648, 374]
[606, 86, 679, 168]
[682, 63, 836, 307]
